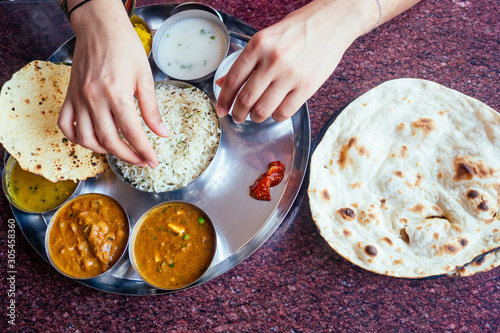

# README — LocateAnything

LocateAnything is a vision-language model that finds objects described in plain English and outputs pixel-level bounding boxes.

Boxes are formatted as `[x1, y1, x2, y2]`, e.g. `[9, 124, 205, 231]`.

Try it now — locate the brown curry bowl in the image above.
[45, 193, 131, 280]
[129, 201, 217, 291]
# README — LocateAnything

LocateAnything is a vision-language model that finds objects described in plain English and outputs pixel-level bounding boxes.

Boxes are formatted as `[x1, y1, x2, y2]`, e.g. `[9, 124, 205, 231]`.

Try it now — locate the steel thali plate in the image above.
[9, 4, 310, 295]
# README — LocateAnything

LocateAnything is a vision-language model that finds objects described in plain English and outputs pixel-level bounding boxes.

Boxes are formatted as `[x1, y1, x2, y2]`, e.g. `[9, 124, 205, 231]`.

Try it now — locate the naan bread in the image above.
[449, 248, 500, 277]
[308, 78, 500, 278]
[0, 60, 107, 182]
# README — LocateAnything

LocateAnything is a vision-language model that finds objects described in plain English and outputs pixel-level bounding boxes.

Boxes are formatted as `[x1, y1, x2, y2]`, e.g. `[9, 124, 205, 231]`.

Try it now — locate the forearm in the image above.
[376, 0, 422, 27]
[67, 0, 132, 38]
[60, 0, 134, 19]
[351, 0, 422, 35]
[215, 0, 421, 123]
[288, 0, 421, 50]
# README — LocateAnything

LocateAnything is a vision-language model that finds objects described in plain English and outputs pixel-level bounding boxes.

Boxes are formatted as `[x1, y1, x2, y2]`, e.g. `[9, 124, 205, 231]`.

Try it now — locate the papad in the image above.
[0, 60, 107, 182]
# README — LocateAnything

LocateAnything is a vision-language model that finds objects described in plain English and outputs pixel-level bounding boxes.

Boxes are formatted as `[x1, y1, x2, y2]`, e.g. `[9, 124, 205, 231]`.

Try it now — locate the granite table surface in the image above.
[0, 0, 499, 332]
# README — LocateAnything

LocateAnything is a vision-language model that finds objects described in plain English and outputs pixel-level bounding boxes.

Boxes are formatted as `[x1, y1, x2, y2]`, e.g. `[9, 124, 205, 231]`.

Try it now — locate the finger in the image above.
[74, 103, 110, 155]
[86, 101, 147, 166]
[272, 88, 307, 122]
[110, 97, 158, 167]
[215, 75, 225, 88]
[136, 76, 169, 138]
[58, 99, 78, 143]
[248, 80, 289, 123]
[216, 51, 258, 118]
[231, 65, 272, 124]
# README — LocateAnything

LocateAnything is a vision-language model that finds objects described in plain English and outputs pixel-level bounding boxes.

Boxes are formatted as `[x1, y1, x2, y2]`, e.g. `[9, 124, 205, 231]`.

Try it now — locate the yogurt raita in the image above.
[156, 17, 228, 81]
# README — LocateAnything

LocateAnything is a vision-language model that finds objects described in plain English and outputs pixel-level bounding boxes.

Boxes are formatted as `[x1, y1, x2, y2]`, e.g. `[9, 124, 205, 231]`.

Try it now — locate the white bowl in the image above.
[152, 9, 230, 83]
[213, 49, 251, 121]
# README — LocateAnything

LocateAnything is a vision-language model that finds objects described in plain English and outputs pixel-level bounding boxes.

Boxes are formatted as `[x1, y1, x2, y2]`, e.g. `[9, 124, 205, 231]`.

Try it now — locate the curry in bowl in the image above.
[46, 193, 129, 279]
[130, 201, 216, 290]
[3, 155, 81, 214]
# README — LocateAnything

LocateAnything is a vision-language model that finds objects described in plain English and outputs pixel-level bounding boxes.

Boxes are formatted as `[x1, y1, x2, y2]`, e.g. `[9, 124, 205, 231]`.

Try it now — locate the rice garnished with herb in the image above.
[116, 83, 220, 192]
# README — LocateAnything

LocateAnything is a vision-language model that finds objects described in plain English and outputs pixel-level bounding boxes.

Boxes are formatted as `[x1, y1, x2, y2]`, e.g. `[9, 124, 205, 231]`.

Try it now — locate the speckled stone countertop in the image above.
[0, 0, 499, 332]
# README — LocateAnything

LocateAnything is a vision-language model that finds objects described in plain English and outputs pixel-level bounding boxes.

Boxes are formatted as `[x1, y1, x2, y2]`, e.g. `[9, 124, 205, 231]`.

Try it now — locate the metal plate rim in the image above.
[8, 4, 311, 295]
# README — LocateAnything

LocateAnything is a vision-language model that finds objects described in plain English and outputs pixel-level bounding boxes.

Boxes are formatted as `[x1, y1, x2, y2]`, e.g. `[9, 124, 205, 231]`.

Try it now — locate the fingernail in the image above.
[146, 160, 158, 169]
[216, 105, 228, 117]
[137, 160, 147, 167]
[215, 76, 225, 87]
[159, 123, 169, 137]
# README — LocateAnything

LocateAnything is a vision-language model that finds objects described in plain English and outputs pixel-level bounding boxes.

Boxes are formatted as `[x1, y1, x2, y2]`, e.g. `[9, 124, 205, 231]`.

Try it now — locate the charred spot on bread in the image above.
[364, 245, 378, 257]
[467, 189, 480, 199]
[338, 207, 356, 221]
[453, 156, 495, 181]
[381, 237, 393, 246]
[444, 244, 457, 254]
[321, 189, 331, 203]
[337, 137, 357, 170]
[478, 201, 489, 211]
[411, 118, 436, 136]
[410, 204, 425, 214]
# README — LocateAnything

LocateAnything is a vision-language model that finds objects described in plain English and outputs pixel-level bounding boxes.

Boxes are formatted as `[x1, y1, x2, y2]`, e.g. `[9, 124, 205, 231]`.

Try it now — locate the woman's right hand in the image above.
[58, 0, 168, 168]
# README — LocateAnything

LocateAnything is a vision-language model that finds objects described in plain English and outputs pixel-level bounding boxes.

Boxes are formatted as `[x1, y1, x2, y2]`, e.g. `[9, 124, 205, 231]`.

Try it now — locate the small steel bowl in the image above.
[2, 155, 84, 214]
[45, 193, 130, 280]
[152, 9, 230, 82]
[130, 14, 153, 57]
[170, 2, 223, 21]
[129, 200, 217, 290]
[107, 80, 221, 193]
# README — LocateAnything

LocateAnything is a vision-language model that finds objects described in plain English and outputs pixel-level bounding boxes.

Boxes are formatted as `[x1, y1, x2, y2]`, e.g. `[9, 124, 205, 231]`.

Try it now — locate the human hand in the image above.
[217, 0, 421, 124]
[215, 0, 364, 124]
[58, 0, 168, 167]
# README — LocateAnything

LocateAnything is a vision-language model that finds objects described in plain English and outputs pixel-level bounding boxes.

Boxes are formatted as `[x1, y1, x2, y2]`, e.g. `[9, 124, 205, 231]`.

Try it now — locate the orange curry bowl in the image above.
[129, 201, 217, 290]
[45, 193, 130, 280]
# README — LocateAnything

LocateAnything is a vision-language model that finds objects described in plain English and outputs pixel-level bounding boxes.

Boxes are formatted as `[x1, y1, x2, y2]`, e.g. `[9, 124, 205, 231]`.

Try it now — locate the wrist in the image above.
[291, 0, 380, 51]
[329, 0, 381, 41]
[69, 0, 132, 37]
[66, 0, 90, 14]
[353, 0, 384, 35]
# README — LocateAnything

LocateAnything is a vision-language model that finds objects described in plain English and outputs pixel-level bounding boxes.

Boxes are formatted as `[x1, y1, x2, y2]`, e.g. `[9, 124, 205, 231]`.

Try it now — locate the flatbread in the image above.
[448, 248, 500, 277]
[308, 78, 500, 278]
[0, 60, 108, 182]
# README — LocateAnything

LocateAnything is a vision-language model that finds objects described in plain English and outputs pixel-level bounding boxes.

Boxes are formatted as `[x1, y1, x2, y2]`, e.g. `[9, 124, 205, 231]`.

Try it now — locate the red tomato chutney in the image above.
[132, 202, 216, 289]
[250, 161, 286, 201]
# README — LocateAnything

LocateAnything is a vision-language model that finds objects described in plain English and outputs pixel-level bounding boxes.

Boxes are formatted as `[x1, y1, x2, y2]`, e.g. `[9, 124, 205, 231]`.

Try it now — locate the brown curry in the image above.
[47, 194, 129, 279]
[132, 202, 215, 289]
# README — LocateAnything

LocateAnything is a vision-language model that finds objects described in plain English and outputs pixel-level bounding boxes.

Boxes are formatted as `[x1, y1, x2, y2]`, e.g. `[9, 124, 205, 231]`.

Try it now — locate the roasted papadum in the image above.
[0, 60, 107, 182]
[308, 78, 500, 278]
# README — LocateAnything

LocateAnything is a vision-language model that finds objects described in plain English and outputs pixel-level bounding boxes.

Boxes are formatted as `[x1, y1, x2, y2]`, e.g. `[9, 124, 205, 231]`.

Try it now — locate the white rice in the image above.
[116, 83, 220, 192]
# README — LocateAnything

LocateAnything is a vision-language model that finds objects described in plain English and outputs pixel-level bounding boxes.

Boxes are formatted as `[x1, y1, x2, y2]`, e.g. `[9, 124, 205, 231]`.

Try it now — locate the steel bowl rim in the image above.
[107, 79, 222, 194]
[44, 192, 131, 281]
[128, 200, 218, 291]
[2, 155, 85, 215]
[151, 9, 230, 82]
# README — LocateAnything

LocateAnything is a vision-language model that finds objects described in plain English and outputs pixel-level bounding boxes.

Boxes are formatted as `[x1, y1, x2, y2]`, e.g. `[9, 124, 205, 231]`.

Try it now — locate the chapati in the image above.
[308, 78, 500, 278]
